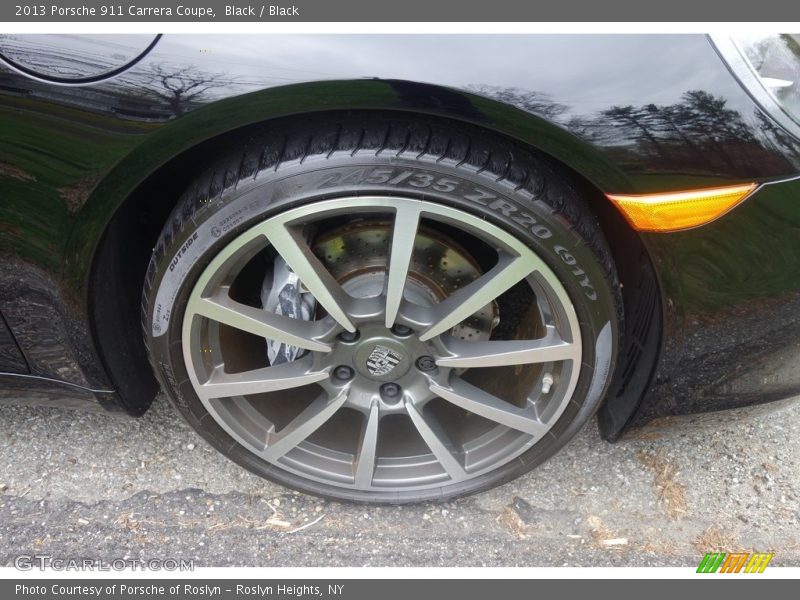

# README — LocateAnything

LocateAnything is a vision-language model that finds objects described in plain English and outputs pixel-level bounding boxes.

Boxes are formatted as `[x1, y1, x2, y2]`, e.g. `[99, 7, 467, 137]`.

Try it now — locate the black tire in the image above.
[143, 113, 622, 503]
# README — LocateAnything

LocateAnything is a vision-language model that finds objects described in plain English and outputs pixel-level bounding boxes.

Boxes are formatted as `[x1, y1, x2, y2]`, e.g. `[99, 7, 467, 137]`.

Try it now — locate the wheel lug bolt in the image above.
[416, 356, 437, 372]
[337, 330, 360, 343]
[333, 365, 354, 381]
[380, 383, 402, 402]
[391, 324, 412, 337]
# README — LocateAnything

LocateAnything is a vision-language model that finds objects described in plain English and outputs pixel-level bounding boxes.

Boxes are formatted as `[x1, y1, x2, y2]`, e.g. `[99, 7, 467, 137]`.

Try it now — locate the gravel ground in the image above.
[1, 393, 799, 567]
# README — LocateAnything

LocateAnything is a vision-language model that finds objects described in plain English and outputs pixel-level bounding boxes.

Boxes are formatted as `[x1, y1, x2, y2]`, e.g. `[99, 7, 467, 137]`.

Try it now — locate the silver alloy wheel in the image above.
[181, 196, 582, 492]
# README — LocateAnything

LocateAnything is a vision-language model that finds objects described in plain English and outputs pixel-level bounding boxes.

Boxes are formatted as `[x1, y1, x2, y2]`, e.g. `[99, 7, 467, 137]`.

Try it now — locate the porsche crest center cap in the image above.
[366, 345, 403, 377]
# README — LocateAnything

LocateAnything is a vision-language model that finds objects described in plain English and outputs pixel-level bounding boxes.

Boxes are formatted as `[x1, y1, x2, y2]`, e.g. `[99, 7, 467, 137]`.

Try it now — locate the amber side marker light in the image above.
[605, 183, 758, 232]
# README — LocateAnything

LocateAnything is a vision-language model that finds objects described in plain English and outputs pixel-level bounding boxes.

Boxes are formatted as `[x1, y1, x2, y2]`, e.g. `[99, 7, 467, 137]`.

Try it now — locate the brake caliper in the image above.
[260, 256, 316, 364]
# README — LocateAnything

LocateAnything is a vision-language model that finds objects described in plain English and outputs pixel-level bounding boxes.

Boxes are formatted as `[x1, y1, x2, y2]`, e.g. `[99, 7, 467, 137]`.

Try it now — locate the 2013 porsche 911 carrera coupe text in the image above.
[1, 34, 799, 502]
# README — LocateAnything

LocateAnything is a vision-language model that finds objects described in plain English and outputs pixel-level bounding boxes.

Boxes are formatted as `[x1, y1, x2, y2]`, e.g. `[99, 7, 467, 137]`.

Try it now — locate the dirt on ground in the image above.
[1, 393, 798, 567]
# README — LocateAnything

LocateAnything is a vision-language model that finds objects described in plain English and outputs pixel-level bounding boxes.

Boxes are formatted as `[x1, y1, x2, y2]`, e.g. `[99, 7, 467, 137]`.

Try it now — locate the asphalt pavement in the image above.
[1, 393, 799, 567]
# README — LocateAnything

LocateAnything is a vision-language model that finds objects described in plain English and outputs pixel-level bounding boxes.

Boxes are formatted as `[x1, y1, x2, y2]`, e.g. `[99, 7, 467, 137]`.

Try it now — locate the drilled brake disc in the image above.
[311, 220, 497, 342]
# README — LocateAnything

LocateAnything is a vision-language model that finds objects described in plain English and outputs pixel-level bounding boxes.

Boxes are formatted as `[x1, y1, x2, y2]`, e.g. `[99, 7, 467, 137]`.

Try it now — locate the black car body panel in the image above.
[1, 34, 799, 439]
[600, 176, 800, 437]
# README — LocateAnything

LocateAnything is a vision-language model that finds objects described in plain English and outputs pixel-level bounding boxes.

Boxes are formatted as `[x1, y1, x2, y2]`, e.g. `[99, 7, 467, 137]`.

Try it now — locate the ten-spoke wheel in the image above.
[144, 115, 621, 502]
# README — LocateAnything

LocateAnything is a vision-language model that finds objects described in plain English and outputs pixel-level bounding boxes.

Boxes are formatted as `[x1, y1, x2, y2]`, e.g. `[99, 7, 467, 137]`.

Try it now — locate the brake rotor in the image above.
[311, 219, 498, 341]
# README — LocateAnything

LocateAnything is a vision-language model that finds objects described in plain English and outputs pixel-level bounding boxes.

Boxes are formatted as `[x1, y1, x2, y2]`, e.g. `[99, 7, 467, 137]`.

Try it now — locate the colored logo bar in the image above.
[697, 552, 774, 573]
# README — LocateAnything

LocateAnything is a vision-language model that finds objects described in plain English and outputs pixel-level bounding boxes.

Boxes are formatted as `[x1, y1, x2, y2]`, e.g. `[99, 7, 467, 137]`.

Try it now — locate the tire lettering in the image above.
[339, 169, 368, 186]
[554, 245, 577, 266]
[488, 198, 517, 217]
[409, 173, 435, 188]
[554, 245, 598, 300]
[432, 178, 458, 193]
[364, 168, 393, 184]
[463, 188, 496, 205]
[318, 173, 341, 188]
[510, 210, 553, 239]
[389, 171, 414, 185]
[169, 231, 199, 272]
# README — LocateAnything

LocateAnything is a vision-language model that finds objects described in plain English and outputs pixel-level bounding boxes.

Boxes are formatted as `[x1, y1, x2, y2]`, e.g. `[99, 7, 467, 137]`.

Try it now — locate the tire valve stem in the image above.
[541, 373, 554, 395]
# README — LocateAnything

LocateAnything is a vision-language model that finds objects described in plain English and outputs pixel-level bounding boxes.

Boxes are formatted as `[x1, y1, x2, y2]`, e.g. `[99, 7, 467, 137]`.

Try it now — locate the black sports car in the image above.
[1, 34, 799, 502]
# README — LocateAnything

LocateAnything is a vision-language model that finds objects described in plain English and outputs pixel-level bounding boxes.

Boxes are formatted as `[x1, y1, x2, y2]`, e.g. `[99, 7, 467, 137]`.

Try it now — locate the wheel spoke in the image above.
[418, 253, 535, 341]
[436, 326, 577, 368]
[384, 204, 421, 328]
[192, 291, 331, 353]
[260, 389, 348, 461]
[353, 401, 380, 488]
[405, 401, 468, 482]
[430, 377, 547, 437]
[197, 355, 327, 400]
[262, 222, 356, 332]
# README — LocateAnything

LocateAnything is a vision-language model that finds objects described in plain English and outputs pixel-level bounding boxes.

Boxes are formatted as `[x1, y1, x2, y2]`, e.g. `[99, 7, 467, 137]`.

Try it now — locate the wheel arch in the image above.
[79, 80, 660, 433]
